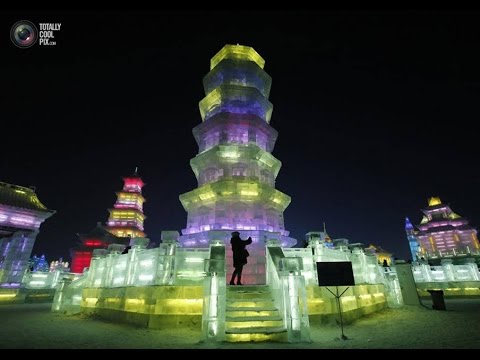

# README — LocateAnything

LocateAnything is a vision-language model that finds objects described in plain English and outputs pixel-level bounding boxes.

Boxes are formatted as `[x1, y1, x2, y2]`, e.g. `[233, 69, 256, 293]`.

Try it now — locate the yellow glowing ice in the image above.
[199, 87, 221, 120]
[0, 294, 16, 298]
[428, 197, 442, 206]
[240, 190, 258, 196]
[210, 44, 265, 70]
[449, 211, 461, 219]
[179, 180, 291, 210]
[218, 148, 240, 159]
[199, 191, 215, 201]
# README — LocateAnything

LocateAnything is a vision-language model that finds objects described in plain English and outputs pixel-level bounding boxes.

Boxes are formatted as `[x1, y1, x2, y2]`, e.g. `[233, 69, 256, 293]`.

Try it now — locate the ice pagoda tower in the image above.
[410, 197, 479, 259]
[106, 169, 146, 239]
[179, 44, 297, 284]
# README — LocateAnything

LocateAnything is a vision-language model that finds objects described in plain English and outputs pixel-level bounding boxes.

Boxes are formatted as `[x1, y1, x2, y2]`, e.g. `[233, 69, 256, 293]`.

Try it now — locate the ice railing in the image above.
[51, 272, 87, 314]
[266, 239, 310, 343]
[202, 240, 226, 342]
[23, 270, 64, 289]
[82, 238, 211, 288]
[283, 244, 384, 286]
[412, 258, 480, 283]
[421, 248, 480, 259]
[284, 242, 403, 307]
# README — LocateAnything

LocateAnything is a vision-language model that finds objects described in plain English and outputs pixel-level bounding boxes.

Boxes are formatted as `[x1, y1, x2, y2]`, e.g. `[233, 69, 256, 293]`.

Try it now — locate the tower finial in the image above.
[134, 166, 138, 175]
[405, 217, 414, 229]
[323, 222, 327, 234]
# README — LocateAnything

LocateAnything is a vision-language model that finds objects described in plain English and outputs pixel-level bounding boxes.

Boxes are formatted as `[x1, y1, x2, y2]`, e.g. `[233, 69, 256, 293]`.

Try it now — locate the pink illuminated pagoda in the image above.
[106, 168, 146, 238]
[70, 170, 147, 273]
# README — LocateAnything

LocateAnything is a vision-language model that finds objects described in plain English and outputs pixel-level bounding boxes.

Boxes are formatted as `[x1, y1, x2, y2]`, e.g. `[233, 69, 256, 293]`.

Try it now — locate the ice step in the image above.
[226, 316, 284, 329]
[225, 331, 288, 342]
[225, 326, 286, 334]
[226, 315, 282, 322]
[226, 300, 275, 308]
[226, 309, 280, 317]
[226, 320, 284, 329]
[226, 291, 272, 300]
[227, 285, 269, 292]
[225, 285, 287, 342]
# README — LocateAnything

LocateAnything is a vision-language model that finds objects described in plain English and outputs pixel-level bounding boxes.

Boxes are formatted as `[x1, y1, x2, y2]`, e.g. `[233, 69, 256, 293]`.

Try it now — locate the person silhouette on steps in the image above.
[229, 231, 252, 285]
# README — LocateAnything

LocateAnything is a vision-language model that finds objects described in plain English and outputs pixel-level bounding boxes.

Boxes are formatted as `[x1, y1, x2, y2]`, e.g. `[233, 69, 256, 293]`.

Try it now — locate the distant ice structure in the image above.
[406, 197, 480, 262]
[0, 182, 55, 287]
[405, 197, 480, 293]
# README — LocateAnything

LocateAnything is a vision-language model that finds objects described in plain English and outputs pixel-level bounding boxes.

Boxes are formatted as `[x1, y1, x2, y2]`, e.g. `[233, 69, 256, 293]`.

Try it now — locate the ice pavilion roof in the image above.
[0, 182, 52, 213]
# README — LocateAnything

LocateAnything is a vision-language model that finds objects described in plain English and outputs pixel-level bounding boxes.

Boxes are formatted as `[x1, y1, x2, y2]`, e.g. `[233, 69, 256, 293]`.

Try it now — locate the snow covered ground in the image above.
[1, 298, 479, 349]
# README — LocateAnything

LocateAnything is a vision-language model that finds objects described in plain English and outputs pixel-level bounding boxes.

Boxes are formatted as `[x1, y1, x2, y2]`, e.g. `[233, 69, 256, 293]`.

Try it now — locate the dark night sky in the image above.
[2, 11, 480, 262]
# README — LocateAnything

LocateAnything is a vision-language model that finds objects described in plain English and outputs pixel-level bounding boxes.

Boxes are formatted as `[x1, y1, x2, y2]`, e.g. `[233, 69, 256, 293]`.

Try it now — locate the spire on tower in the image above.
[405, 217, 414, 230]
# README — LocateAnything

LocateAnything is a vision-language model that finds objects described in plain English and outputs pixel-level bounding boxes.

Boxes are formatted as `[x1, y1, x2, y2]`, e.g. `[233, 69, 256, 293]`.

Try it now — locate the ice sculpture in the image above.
[0, 182, 54, 285]
[107, 169, 146, 238]
[179, 45, 297, 284]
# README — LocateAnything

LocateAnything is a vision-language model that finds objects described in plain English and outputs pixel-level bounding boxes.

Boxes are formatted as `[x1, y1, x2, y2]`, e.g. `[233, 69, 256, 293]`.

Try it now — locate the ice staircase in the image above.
[225, 285, 287, 342]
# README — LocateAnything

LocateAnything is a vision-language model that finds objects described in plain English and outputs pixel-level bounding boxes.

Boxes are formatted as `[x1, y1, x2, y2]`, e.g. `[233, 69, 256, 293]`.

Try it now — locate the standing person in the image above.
[229, 231, 252, 285]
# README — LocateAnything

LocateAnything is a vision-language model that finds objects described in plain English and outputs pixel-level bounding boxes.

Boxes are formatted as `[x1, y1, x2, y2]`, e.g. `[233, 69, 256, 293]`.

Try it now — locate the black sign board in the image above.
[316, 261, 355, 286]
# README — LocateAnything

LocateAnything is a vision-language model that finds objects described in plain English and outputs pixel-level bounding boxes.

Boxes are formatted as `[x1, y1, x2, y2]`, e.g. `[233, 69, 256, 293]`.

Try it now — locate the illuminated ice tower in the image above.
[413, 197, 479, 258]
[405, 217, 420, 261]
[106, 169, 146, 238]
[179, 44, 296, 284]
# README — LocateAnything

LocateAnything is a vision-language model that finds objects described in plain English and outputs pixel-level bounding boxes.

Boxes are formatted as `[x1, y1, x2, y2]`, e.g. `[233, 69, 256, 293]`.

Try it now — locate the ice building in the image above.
[364, 244, 393, 266]
[70, 170, 146, 273]
[406, 197, 480, 262]
[0, 182, 54, 286]
[53, 45, 403, 343]
[70, 222, 124, 273]
[406, 197, 480, 297]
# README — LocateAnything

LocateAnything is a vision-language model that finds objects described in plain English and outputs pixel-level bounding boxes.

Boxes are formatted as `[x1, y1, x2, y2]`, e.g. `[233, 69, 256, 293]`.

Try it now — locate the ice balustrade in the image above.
[23, 270, 63, 289]
[266, 240, 310, 342]
[51, 272, 87, 314]
[52, 235, 214, 314]
[412, 258, 480, 283]
[83, 242, 210, 288]
[202, 241, 226, 341]
[285, 243, 385, 286]
[285, 242, 403, 307]
[380, 267, 404, 307]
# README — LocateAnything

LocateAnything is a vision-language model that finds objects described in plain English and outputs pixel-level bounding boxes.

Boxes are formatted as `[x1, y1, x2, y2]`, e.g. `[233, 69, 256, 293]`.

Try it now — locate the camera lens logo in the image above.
[10, 20, 38, 48]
